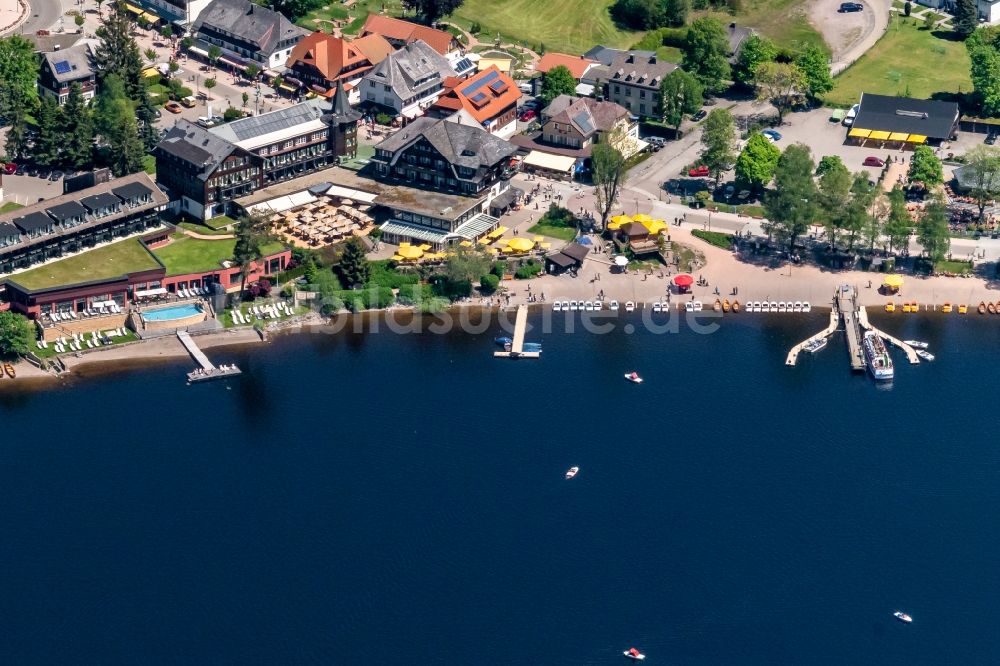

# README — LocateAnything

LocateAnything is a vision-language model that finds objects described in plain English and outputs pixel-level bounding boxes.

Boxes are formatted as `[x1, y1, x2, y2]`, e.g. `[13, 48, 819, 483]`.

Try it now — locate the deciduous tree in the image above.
[0, 311, 32, 357]
[699, 108, 736, 185]
[763, 143, 817, 251]
[752, 61, 806, 124]
[962, 145, 1000, 223]
[204, 77, 217, 99]
[795, 45, 833, 99]
[401, 0, 464, 24]
[884, 185, 913, 254]
[734, 132, 780, 188]
[908, 144, 943, 186]
[682, 17, 731, 94]
[841, 173, 875, 250]
[917, 194, 951, 261]
[233, 212, 271, 295]
[592, 142, 628, 228]
[659, 69, 702, 135]
[540, 65, 577, 105]
[817, 156, 852, 244]
[733, 34, 776, 87]
[815, 155, 845, 177]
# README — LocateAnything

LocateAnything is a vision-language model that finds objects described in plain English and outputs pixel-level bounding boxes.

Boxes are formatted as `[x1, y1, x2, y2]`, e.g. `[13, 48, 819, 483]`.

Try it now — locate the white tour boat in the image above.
[894, 611, 913, 624]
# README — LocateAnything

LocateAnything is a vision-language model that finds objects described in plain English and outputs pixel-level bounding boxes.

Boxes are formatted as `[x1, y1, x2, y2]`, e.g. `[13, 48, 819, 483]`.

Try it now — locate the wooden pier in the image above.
[178, 330, 242, 382]
[836, 286, 867, 372]
[494, 305, 540, 359]
[857, 305, 920, 364]
[786, 285, 920, 369]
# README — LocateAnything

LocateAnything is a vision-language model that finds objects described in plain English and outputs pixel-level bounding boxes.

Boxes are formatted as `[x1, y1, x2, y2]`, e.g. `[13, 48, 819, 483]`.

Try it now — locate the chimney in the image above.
[626, 54, 634, 64]
[730, 22, 736, 30]
[648, 55, 656, 64]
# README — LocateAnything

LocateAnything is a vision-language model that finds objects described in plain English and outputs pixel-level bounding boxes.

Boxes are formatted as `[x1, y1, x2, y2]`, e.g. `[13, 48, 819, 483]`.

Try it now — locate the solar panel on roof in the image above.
[53, 60, 71, 75]
[469, 91, 489, 107]
[460, 69, 500, 97]
[489, 80, 508, 94]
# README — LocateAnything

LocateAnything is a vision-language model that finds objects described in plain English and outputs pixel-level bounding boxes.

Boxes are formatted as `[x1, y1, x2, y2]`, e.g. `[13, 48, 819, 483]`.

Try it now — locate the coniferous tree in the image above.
[95, 75, 144, 176]
[136, 92, 161, 152]
[94, 1, 146, 99]
[34, 94, 62, 167]
[953, 0, 979, 39]
[0, 35, 39, 161]
[62, 83, 95, 170]
[337, 237, 371, 287]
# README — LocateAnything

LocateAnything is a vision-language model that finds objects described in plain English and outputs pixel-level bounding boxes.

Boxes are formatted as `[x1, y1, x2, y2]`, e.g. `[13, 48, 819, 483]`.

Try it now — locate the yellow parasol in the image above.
[506, 237, 535, 252]
[418, 243, 432, 251]
[642, 219, 667, 234]
[882, 274, 904, 288]
[391, 254, 404, 261]
[632, 213, 654, 224]
[459, 240, 473, 247]
[610, 214, 632, 225]
[397, 245, 424, 260]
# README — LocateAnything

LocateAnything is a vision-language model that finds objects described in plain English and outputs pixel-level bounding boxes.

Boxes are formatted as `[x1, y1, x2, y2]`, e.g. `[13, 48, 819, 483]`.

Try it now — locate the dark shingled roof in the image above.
[14, 212, 55, 234]
[194, 0, 306, 55]
[375, 117, 517, 171]
[0, 221, 20, 238]
[155, 120, 239, 181]
[112, 181, 153, 201]
[853, 93, 959, 140]
[46, 200, 89, 222]
[560, 242, 590, 262]
[80, 192, 121, 212]
[546, 252, 576, 268]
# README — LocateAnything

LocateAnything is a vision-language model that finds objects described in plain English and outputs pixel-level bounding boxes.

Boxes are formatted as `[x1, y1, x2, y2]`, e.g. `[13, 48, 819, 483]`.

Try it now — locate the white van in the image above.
[843, 103, 860, 126]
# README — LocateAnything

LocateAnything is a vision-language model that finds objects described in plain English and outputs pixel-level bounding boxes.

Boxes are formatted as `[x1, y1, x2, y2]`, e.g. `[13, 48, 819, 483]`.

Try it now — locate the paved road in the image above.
[16, 0, 66, 36]
[830, 0, 890, 75]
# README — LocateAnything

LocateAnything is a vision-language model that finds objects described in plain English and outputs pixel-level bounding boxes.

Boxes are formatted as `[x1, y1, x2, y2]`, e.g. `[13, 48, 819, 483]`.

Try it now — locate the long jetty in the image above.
[786, 285, 920, 369]
[494, 305, 540, 359]
[858, 305, 920, 364]
[178, 330, 242, 382]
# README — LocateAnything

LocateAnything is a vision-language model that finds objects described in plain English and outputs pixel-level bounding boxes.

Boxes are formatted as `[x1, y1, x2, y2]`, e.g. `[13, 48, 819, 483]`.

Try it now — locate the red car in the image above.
[688, 165, 710, 178]
[2, 163, 16, 175]
[863, 156, 885, 167]
[518, 109, 536, 122]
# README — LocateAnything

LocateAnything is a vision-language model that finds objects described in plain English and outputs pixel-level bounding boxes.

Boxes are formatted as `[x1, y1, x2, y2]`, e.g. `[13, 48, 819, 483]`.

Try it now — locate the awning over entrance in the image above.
[325, 184, 378, 203]
[868, 130, 891, 140]
[140, 11, 159, 23]
[124, 2, 143, 14]
[134, 287, 167, 298]
[522, 150, 576, 174]
[848, 128, 870, 138]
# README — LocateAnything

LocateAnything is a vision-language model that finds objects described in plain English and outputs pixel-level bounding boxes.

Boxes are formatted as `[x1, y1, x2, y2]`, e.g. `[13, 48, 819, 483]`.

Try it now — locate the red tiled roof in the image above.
[286, 32, 393, 83]
[432, 65, 521, 124]
[536, 52, 598, 79]
[361, 15, 455, 55]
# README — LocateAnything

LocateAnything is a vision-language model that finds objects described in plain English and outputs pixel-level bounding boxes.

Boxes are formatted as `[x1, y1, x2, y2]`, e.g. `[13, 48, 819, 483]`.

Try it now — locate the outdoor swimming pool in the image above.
[142, 303, 204, 323]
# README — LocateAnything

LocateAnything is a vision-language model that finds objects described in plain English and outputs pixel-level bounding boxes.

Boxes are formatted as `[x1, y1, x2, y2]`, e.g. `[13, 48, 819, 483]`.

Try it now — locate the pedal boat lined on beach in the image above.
[979, 301, 987, 315]
[722, 299, 730, 312]
[958, 304, 968, 314]
[713, 298, 722, 312]
[942, 302, 953, 313]
[732, 299, 741, 312]
[990, 302, 998, 315]
[885, 302, 895, 312]
[3, 362, 14, 378]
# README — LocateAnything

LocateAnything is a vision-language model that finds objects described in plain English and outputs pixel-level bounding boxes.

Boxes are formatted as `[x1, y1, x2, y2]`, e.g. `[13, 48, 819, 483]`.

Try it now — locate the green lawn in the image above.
[152, 235, 285, 276]
[0, 201, 24, 214]
[205, 214, 238, 230]
[703, 1, 825, 51]
[9, 239, 161, 290]
[527, 223, 577, 241]
[935, 259, 973, 274]
[826, 21, 971, 107]
[691, 229, 734, 249]
[453, 0, 637, 53]
[178, 221, 233, 236]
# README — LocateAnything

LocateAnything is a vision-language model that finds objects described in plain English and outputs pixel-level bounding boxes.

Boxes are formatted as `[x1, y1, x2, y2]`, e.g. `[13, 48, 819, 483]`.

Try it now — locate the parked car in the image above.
[2, 162, 16, 175]
[691, 109, 707, 122]
[863, 156, 885, 167]
[165, 101, 183, 113]
[688, 165, 710, 177]
[842, 103, 860, 126]
[25, 165, 38, 177]
[518, 109, 536, 122]
[987, 133, 997, 145]
[838, 2, 863, 11]
[48, 170, 63, 181]
[761, 129, 782, 142]
[723, 184, 735, 200]
[15, 163, 27, 175]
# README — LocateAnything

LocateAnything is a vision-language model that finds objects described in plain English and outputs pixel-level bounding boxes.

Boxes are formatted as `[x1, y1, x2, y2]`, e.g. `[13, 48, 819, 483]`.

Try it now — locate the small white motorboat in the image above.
[915, 349, 935, 361]
[552, 301, 562, 312]
[652, 301, 662, 313]
[624, 372, 643, 384]
[623, 647, 646, 660]
[894, 611, 913, 624]
[904, 340, 929, 349]
[610, 300, 620, 311]
[625, 301, 636, 312]
[804, 337, 827, 353]
[565, 466, 579, 479]
[693, 300, 703, 311]
[778, 301, 787, 312]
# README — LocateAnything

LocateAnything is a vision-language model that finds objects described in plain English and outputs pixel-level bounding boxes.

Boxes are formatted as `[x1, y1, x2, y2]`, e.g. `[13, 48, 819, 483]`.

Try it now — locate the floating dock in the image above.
[857, 305, 920, 364]
[178, 330, 242, 382]
[494, 305, 540, 359]
[786, 285, 919, 369]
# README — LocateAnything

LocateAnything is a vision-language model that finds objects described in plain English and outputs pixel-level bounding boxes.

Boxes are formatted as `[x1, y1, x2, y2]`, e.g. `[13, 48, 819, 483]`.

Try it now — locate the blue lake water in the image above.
[2, 310, 999, 664]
